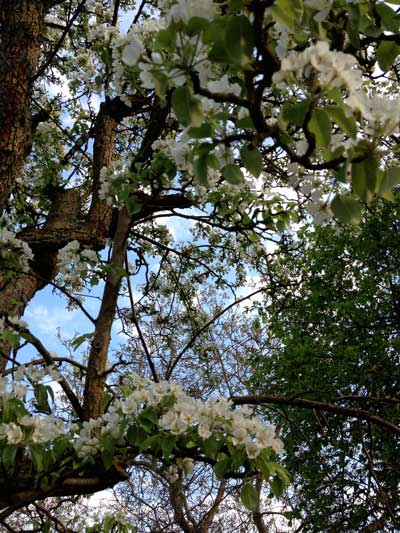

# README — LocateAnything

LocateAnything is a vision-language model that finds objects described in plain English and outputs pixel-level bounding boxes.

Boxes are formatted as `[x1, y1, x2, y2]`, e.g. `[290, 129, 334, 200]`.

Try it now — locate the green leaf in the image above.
[101, 449, 114, 470]
[2, 445, 17, 470]
[203, 436, 221, 459]
[100, 433, 115, 455]
[208, 42, 231, 63]
[347, 4, 360, 49]
[159, 394, 176, 410]
[46, 385, 55, 404]
[151, 71, 168, 98]
[141, 434, 162, 453]
[214, 456, 231, 479]
[365, 156, 379, 193]
[236, 116, 254, 129]
[282, 100, 309, 126]
[229, 0, 246, 9]
[52, 437, 69, 461]
[172, 86, 203, 127]
[362, 24, 382, 37]
[378, 166, 400, 194]
[203, 18, 227, 45]
[141, 407, 158, 425]
[1, 329, 20, 348]
[267, 462, 291, 485]
[138, 407, 158, 431]
[270, 0, 303, 31]
[376, 41, 400, 72]
[156, 28, 176, 51]
[127, 424, 148, 448]
[224, 15, 254, 66]
[352, 161, 370, 202]
[99, 48, 113, 70]
[255, 454, 272, 480]
[186, 16, 209, 36]
[103, 515, 115, 533]
[40, 476, 49, 491]
[331, 194, 361, 224]
[270, 475, 286, 497]
[240, 483, 258, 511]
[30, 445, 44, 473]
[325, 105, 357, 139]
[375, 3, 400, 32]
[187, 123, 213, 138]
[34, 383, 51, 413]
[222, 164, 244, 185]
[352, 156, 379, 197]
[161, 435, 176, 458]
[336, 162, 348, 183]
[240, 146, 263, 178]
[308, 109, 331, 148]
[193, 155, 209, 186]
[71, 332, 94, 351]
[230, 447, 246, 470]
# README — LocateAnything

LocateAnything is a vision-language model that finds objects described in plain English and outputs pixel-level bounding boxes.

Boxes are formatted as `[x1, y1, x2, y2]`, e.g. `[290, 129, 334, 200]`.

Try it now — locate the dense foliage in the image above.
[250, 198, 400, 531]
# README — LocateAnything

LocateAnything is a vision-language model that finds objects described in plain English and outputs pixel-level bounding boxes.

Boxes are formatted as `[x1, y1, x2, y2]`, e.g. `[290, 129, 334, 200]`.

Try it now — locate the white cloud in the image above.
[47, 74, 72, 100]
[25, 302, 93, 346]
[237, 274, 265, 309]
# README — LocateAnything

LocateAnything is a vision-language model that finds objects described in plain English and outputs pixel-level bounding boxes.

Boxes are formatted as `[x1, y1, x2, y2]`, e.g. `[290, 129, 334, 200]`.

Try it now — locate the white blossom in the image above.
[122, 36, 144, 66]
[12, 383, 27, 399]
[273, 41, 362, 91]
[8, 316, 28, 329]
[0, 227, 33, 272]
[0, 423, 23, 444]
[347, 92, 400, 135]
[57, 241, 99, 290]
[165, 464, 179, 482]
[168, 0, 216, 23]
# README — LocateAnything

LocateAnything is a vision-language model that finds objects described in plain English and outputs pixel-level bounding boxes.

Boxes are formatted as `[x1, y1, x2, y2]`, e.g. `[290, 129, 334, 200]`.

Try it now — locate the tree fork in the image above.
[0, 97, 122, 372]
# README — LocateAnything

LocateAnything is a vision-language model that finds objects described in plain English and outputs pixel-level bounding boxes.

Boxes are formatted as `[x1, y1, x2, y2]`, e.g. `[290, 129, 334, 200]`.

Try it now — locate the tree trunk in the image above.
[0, 0, 46, 212]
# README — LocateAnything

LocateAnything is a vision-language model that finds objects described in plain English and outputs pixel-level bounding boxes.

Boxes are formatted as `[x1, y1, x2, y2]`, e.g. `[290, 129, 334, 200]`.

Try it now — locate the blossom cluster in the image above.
[0, 364, 61, 401]
[57, 240, 100, 291]
[347, 92, 400, 136]
[0, 415, 64, 446]
[98, 163, 138, 206]
[72, 374, 284, 464]
[0, 366, 64, 446]
[0, 227, 33, 273]
[273, 40, 400, 138]
[272, 41, 363, 91]
[0, 368, 284, 486]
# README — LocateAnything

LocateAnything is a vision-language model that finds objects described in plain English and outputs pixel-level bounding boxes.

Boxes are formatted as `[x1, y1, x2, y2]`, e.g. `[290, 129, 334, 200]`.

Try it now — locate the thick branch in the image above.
[82, 207, 132, 420]
[231, 395, 400, 435]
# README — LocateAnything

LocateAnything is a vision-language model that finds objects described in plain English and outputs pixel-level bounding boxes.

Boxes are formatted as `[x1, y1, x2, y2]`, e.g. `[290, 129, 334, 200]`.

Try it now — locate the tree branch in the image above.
[231, 395, 400, 435]
[17, 326, 83, 420]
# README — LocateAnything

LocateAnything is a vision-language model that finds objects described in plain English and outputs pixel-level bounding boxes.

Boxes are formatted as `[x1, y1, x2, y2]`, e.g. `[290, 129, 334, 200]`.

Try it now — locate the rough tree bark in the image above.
[0, 0, 47, 212]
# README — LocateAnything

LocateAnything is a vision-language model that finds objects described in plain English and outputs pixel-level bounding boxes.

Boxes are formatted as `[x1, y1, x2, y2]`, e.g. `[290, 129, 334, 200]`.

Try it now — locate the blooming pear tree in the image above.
[0, 0, 400, 528]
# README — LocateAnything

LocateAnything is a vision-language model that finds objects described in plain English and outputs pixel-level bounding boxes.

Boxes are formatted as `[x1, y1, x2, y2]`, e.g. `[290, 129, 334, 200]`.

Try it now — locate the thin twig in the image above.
[166, 288, 265, 379]
[124, 254, 158, 382]
[16, 326, 84, 419]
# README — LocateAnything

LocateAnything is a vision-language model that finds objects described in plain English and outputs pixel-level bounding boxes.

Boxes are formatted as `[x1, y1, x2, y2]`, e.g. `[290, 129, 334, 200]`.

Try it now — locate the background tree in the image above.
[247, 198, 400, 532]
[0, 0, 400, 531]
